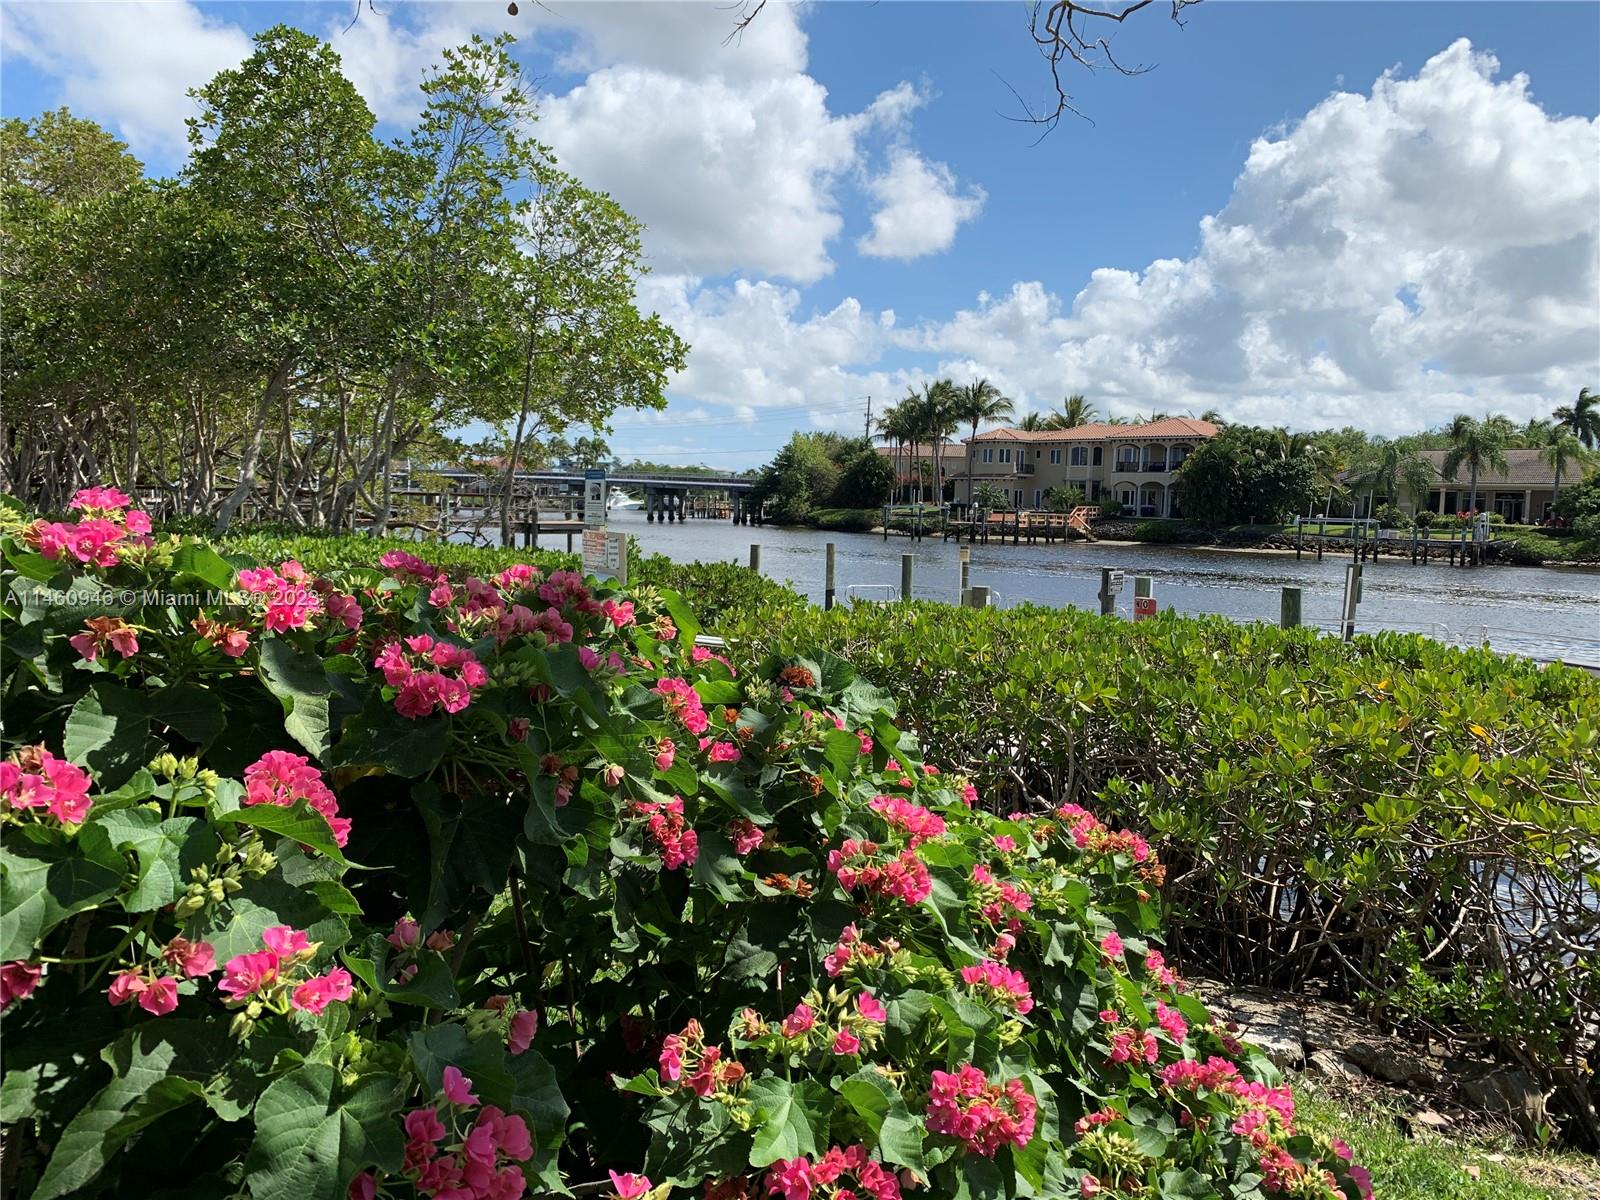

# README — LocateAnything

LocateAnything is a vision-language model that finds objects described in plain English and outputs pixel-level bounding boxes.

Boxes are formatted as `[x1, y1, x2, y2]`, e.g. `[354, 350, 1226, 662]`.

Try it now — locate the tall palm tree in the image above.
[877, 398, 920, 503]
[1540, 424, 1593, 506]
[1554, 387, 1600, 450]
[1351, 438, 1434, 517]
[1196, 408, 1226, 426]
[1043, 393, 1096, 430]
[1441, 413, 1514, 514]
[952, 379, 1014, 505]
[914, 380, 960, 504]
[1017, 412, 1049, 432]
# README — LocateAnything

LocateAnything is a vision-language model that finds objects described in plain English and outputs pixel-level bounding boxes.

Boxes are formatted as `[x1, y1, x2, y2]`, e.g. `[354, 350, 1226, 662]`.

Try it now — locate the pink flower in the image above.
[653, 739, 677, 772]
[578, 646, 602, 671]
[765, 1157, 814, 1200]
[262, 926, 312, 959]
[71, 485, 132, 512]
[508, 1010, 539, 1054]
[610, 1172, 653, 1200]
[1079, 1176, 1101, 1198]
[832, 1028, 861, 1055]
[291, 967, 354, 1015]
[107, 970, 147, 1006]
[219, 951, 279, 999]
[442, 1065, 478, 1106]
[69, 616, 140, 662]
[706, 741, 741, 764]
[138, 976, 179, 1016]
[728, 818, 765, 855]
[425, 929, 457, 953]
[992, 835, 1017, 852]
[855, 992, 887, 1023]
[348, 1172, 378, 1200]
[0, 961, 43, 1009]
[780, 1003, 816, 1038]
[601, 763, 626, 788]
[388, 917, 420, 950]
[1099, 932, 1124, 959]
[406, 1105, 448, 1144]
[244, 752, 349, 849]
[163, 937, 216, 978]
[41, 754, 94, 824]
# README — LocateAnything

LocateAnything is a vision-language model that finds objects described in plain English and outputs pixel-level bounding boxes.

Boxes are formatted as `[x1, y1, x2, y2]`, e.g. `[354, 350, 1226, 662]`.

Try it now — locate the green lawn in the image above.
[1293, 1082, 1598, 1200]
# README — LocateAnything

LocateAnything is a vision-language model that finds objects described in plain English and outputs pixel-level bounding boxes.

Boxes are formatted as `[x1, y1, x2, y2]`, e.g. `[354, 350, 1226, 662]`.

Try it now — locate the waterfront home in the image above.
[1397, 449, 1567, 524]
[954, 417, 1220, 517]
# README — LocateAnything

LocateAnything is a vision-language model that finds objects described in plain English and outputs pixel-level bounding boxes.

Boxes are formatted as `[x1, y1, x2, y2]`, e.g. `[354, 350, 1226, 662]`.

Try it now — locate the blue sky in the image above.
[4, 2, 1598, 466]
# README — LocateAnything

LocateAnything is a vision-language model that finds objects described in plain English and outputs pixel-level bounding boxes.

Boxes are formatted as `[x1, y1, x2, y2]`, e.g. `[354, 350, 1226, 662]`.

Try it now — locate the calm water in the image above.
[595, 510, 1600, 667]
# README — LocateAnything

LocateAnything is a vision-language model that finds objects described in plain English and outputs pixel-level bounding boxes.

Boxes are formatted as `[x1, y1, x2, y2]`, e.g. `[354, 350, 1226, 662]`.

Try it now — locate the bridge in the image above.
[415, 466, 761, 524]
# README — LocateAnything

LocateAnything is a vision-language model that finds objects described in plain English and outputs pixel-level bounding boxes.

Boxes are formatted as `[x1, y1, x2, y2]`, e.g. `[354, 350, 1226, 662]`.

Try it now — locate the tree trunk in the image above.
[1468, 463, 1479, 515]
[968, 421, 978, 507]
[213, 356, 294, 534]
[1552, 459, 1563, 506]
[500, 330, 540, 548]
[373, 373, 401, 537]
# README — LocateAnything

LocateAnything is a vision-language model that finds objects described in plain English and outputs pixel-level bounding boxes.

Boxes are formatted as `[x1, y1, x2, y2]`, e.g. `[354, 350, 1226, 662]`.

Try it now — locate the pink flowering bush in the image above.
[0, 502, 1371, 1200]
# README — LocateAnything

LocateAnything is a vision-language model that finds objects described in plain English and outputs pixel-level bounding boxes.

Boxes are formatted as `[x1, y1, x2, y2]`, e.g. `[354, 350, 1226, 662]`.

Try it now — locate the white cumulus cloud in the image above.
[857, 149, 986, 261]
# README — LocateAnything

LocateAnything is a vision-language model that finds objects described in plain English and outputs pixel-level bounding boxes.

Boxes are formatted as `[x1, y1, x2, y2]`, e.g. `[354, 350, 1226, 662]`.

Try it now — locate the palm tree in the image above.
[1196, 409, 1226, 426]
[1554, 387, 1600, 450]
[876, 399, 915, 504]
[1017, 412, 1050, 432]
[1441, 413, 1513, 514]
[913, 380, 960, 505]
[1351, 438, 1434, 517]
[1540, 424, 1593, 506]
[1043, 393, 1096, 430]
[952, 379, 1014, 505]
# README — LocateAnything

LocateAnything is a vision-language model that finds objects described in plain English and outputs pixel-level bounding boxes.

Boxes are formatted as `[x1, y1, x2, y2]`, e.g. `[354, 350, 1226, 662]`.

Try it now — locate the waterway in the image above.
[598, 510, 1600, 667]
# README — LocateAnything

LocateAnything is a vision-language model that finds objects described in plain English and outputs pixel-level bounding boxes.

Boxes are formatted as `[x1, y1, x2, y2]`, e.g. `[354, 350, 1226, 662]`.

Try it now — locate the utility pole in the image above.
[864, 395, 873, 443]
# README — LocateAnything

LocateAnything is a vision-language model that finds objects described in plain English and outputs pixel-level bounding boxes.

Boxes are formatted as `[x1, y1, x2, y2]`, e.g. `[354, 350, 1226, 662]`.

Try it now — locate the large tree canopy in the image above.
[0, 28, 687, 531]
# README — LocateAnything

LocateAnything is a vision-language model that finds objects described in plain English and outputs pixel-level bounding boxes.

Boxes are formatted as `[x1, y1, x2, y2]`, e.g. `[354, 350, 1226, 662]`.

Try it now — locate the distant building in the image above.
[1404, 449, 1565, 523]
[952, 418, 1221, 516]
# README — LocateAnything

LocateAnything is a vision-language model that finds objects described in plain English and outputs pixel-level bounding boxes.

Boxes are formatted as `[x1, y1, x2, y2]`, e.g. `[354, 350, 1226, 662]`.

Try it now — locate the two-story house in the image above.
[956, 417, 1220, 517]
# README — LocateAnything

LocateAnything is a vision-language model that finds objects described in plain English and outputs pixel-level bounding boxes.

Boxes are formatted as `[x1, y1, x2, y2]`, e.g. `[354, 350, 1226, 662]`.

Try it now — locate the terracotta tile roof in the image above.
[967, 417, 1218, 443]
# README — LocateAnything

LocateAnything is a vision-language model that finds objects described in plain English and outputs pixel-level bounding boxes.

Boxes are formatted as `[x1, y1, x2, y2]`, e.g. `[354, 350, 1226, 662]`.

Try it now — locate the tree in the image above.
[1, 108, 143, 207]
[1017, 412, 1050, 431]
[974, 482, 1009, 510]
[1554, 387, 1600, 450]
[1044, 485, 1085, 511]
[876, 399, 918, 503]
[749, 432, 844, 521]
[952, 379, 1014, 505]
[1349, 437, 1434, 517]
[1540, 425, 1592, 506]
[834, 445, 896, 508]
[914, 380, 960, 504]
[1043, 393, 1096, 430]
[1178, 425, 1321, 527]
[1441, 413, 1514, 514]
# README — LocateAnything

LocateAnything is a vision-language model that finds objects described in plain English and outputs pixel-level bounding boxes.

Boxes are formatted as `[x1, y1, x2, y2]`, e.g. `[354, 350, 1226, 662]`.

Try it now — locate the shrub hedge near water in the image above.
[0, 500, 1374, 1200]
[716, 599, 1600, 1147]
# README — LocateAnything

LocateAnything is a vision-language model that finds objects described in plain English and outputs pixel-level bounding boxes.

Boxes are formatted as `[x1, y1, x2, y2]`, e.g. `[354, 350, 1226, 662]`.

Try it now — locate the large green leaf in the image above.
[34, 1021, 248, 1200]
[837, 1069, 924, 1168]
[219, 803, 350, 866]
[328, 693, 447, 778]
[63, 681, 160, 788]
[745, 1077, 832, 1167]
[79, 808, 220, 912]
[244, 1064, 403, 1200]
[171, 542, 237, 591]
[343, 932, 459, 1010]
[412, 782, 521, 927]
[0, 842, 123, 960]
[258, 638, 336, 759]
[149, 682, 227, 750]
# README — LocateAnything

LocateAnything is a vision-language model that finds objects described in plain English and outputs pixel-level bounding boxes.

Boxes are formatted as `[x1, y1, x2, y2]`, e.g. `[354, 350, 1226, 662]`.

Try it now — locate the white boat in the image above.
[607, 491, 643, 510]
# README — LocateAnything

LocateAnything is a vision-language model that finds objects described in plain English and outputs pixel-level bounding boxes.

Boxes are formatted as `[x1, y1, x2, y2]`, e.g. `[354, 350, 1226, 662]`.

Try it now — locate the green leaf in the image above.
[343, 932, 459, 1010]
[328, 693, 447, 778]
[79, 808, 220, 912]
[837, 1069, 924, 1167]
[691, 829, 745, 901]
[219, 803, 349, 866]
[195, 872, 349, 962]
[259, 638, 336, 759]
[149, 682, 227, 749]
[0, 842, 122, 960]
[244, 1064, 404, 1200]
[746, 1077, 833, 1168]
[171, 542, 237, 591]
[34, 1021, 248, 1200]
[412, 782, 520, 927]
[63, 681, 160, 788]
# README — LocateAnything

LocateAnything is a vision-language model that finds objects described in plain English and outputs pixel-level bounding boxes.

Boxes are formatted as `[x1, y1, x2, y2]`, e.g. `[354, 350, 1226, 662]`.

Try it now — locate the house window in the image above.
[1092, 447, 1103, 466]
[1049, 449, 1062, 465]
[1070, 447, 1088, 466]
[1013, 489, 1024, 508]
[1037, 449, 1043, 459]
[982, 448, 993, 463]
[999, 448, 1011, 464]
[1032, 489, 1042, 508]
